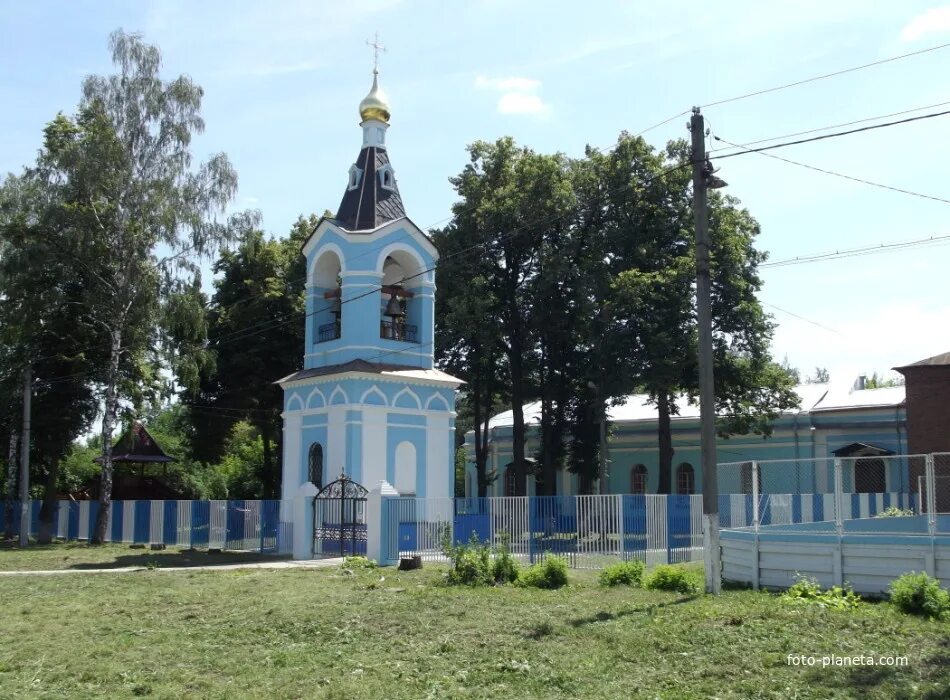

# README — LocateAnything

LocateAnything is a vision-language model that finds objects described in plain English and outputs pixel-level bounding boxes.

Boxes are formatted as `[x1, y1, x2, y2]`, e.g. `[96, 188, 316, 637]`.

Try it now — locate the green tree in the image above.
[607, 136, 798, 491]
[34, 31, 251, 542]
[178, 217, 310, 496]
[864, 372, 904, 389]
[0, 173, 103, 540]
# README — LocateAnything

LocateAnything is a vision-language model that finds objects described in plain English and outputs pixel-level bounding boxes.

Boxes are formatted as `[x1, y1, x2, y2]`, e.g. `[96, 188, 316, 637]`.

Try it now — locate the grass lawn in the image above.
[0, 555, 946, 699]
[0, 541, 284, 571]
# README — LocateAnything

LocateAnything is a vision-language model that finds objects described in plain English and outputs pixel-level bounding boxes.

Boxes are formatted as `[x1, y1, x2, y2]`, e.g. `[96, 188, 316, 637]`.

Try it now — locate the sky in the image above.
[2, 1, 950, 387]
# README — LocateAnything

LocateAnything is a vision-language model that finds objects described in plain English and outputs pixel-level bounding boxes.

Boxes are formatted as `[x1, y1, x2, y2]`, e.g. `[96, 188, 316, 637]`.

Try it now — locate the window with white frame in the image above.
[630, 464, 648, 494]
[379, 165, 395, 191]
[348, 165, 362, 190]
[676, 463, 695, 495]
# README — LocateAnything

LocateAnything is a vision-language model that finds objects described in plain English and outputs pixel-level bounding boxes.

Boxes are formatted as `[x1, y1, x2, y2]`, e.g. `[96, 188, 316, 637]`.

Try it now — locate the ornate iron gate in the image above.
[312, 473, 368, 558]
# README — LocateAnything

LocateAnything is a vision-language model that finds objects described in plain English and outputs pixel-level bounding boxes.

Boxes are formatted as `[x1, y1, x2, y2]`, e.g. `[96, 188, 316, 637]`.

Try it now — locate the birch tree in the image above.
[37, 30, 250, 542]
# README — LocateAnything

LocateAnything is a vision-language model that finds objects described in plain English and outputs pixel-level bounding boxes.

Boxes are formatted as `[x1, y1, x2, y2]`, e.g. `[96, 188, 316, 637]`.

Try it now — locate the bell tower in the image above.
[278, 59, 462, 505]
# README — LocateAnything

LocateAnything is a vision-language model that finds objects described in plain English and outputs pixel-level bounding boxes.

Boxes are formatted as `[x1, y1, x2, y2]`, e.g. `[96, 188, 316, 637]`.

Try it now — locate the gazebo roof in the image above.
[97, 422, 175, 464]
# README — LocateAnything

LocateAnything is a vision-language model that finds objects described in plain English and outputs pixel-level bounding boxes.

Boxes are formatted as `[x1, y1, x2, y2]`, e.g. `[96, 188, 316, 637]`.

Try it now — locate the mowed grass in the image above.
[0, 560, 947, 699]
[0, 541, 284, 571]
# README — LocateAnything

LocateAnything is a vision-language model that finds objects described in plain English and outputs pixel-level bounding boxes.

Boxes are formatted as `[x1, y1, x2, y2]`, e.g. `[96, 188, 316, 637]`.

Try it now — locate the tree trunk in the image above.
[92, 328, 123, 544]
[38, 464, 59, 544]
[472, 378, 489, 498]
[4, 429, 19, 538]
[656, 391, 675, 494]
[507, 341, 527, 497]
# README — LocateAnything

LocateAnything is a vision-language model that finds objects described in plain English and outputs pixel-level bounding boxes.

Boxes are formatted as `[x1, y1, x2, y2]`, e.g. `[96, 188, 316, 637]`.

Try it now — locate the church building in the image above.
[278, 68, 462, 500]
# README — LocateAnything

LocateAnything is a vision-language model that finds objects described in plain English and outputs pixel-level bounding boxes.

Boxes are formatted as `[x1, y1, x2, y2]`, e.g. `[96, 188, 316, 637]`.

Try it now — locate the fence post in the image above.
[833, 458, 845, 587]
[616, 494, 625, 560]
[751, 461, 760, 533]
[833, 458, 844, 536]
[925, 454, 936, 537]
[366, 481, 400, 565]
[751, 461, 760, 590]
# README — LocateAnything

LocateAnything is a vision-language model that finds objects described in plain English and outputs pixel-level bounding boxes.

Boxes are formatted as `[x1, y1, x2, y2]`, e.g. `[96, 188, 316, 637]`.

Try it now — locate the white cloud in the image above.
[496, 92, 550, 115]
[899, 6, 950, 42]
[474, 74, 551, 116]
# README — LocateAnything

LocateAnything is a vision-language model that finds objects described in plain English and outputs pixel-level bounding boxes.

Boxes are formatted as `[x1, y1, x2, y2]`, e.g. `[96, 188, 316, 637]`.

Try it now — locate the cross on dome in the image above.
[366, 32, 386, 73]
[359, 33, 391, 123]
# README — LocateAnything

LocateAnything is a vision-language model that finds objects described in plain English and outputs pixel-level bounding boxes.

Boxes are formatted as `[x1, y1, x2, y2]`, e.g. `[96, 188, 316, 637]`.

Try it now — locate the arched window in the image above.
[504, 462, 526, 497]
[630, 464, 648, 494]
[347, 165, 362, 190]
[308, 443, 324, 489]
[676, 463, 695, 495]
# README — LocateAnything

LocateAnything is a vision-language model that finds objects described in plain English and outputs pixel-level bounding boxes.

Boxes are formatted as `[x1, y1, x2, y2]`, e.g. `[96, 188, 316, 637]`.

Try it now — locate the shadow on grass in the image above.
[0, 540, 290, 570]
[68, 550, 290, 570]
[803, 637, 950, 698]
[567, 595, 698, 627]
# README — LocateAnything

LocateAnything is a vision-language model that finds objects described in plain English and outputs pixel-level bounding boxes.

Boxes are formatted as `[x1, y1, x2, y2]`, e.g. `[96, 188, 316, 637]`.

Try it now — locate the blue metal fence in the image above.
[387, 494, 704, 568]
[387, 490, 916, 569]
[2, 499, 289, 554]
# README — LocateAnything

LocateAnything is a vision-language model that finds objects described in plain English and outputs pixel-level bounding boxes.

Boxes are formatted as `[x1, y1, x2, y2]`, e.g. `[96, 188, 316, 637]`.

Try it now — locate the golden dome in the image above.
[359, 70, 390, 123]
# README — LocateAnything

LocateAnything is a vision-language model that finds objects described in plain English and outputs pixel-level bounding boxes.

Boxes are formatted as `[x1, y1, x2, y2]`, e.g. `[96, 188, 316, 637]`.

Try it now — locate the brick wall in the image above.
[899, 367, 950, 454]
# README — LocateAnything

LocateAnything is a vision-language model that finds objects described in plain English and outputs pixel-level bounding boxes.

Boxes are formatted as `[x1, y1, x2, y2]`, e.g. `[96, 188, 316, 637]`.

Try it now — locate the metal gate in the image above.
[312, 473, 368, 558]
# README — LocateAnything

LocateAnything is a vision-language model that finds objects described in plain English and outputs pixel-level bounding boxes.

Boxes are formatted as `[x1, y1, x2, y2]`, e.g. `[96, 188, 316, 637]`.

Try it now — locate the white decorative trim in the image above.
[376, 243, 430, 282]
[308, 243, 347, 282]
[360, 385, 389, 406]
[378, 163, 396, 191]
[425, 393, 451, 411]
[280, 370, 463, 390]
[286, 395, 305, 412]
[302, 216, 439, 261]
[347, 164, 363, 191]
[294, 404, 456, 419]
[328, 385, 349, 405]
[306, 345, 431, 357]
[306, 386, 327, 409]
[392, 386, 423, 410]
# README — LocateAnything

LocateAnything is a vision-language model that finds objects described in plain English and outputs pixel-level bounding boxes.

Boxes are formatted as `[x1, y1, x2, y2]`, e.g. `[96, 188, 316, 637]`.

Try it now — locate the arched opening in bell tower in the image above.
[380, 250, 424, 343]
[311, 249, 343, 344]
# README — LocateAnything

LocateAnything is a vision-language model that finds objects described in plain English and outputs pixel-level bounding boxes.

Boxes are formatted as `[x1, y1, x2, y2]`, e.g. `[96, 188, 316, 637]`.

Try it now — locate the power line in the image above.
[761, 302, 842, 335]
[761, 234, 950, 268]
[712, 134, 950, 205]
[708, 98, 950, 153]
[210, 160, 695, 348]
[703, 42, 950, 108]
[711, 108, 950, 160]
[631, 43, 950, 143]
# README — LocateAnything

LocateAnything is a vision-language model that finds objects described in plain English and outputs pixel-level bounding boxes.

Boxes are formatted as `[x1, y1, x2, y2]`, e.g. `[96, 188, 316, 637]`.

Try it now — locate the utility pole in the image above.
[18, 364, 32, 547]
[690, 107, 721, 595]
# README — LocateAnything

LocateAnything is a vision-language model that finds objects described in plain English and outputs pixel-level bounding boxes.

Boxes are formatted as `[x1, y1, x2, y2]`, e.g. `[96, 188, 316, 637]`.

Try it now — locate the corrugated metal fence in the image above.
[4, 499, 292, 553]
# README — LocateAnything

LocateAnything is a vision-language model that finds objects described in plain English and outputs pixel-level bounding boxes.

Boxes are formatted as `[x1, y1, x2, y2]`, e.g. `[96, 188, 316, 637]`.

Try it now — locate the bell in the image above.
[384, 293, 405, 318]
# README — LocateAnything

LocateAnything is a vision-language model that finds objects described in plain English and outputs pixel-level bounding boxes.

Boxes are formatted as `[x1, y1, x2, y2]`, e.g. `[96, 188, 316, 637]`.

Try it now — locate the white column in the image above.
[366, 480, 400, 564]
[362, 406, 388, 487]
[281, 412, 303, 504]
[292, 481, 320, 560]
[426, 413, 451, 498]
[327, 405, 346, 476]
